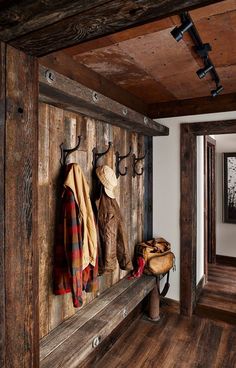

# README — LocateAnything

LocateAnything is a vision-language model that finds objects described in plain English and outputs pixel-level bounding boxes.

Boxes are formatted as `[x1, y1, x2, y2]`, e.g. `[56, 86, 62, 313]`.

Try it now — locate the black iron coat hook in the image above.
[132, 152, 146, 178]
[92, 142, 112, 168]
[60, 135, 82, 166]
[115, 146, 132, 178]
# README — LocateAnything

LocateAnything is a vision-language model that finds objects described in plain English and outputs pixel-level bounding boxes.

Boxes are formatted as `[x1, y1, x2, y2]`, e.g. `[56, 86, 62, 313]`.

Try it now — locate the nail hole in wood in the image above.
[18, 107, 23, 114]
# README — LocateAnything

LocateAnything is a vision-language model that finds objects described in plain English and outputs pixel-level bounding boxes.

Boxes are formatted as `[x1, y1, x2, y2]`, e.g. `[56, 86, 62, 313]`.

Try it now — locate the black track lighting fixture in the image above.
[170, 12, 223, 97]
[197, 63, 214, 79]
[171, 19, 193, 42]
[211, 85, 224, 97]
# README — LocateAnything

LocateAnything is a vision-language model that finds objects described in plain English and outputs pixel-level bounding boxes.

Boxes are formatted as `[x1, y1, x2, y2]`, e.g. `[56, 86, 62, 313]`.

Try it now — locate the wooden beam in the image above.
[0, 1, 107, 41]
[40, 52, 149, 116]
[39, 65, 169, 136]
[4, 45, 39, 367]
[180, 124, 197, 316]
[0, 0, 225, 56]
[148, 93, 236, 118]
[0, 41, 6, 368]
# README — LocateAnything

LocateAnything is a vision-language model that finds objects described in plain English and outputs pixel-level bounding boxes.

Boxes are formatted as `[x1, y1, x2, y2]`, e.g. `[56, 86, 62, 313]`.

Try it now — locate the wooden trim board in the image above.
[216, 255, 236, 268]
[39, 65, 169, 137]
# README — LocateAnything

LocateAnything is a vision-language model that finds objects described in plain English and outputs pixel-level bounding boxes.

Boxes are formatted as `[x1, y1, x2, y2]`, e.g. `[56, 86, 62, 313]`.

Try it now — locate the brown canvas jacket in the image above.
[95, 192, 133, 274]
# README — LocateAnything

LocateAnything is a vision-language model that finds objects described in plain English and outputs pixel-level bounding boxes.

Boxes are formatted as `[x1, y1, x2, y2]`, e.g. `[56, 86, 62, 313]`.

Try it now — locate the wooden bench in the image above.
[40, 275, 157, 368]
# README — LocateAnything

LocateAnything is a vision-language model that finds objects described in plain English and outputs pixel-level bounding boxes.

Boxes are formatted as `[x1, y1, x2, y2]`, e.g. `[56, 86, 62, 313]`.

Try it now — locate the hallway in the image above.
[94, 307, 236, 368]
[195, 263, 236, 324]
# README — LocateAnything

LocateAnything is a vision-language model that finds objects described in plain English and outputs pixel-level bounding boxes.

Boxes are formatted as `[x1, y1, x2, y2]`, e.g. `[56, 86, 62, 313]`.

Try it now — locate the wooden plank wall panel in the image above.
[0, 41, 6, 368]
[5, 46, 39, 367]
[39, 103, 146, 338]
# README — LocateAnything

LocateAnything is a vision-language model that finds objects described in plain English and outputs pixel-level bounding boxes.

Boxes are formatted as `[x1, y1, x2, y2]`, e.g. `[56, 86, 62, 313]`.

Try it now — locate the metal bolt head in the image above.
[45, 70, 55, 84]
[92, 91, 99, 103]
[122, 107, 128, 116]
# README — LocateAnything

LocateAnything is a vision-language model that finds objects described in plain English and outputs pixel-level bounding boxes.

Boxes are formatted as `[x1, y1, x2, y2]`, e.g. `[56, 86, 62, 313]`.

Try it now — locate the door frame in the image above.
[204, 135, 216, 280]
[180, 120, 236, 316]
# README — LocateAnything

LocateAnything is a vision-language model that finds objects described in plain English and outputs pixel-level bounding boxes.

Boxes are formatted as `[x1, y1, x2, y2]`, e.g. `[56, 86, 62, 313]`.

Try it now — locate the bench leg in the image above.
[148, 281, 160, 321]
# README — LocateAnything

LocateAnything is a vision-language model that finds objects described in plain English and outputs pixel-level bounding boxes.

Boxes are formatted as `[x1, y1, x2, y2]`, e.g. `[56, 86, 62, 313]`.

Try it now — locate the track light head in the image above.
[197, 63, 214, 79]
[211, 85, 223, 97]
[171, 19, 193, 42]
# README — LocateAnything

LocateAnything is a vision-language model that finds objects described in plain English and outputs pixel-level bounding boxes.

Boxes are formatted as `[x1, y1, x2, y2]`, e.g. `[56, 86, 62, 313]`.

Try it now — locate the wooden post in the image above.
[148, 280, 160, 321]
[0, 43, 39, 368]
[0, 41, 6, 368]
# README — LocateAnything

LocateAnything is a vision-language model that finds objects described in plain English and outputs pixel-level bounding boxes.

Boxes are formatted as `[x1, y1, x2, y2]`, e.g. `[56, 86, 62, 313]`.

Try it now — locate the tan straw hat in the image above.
[96, 165, 118, 199]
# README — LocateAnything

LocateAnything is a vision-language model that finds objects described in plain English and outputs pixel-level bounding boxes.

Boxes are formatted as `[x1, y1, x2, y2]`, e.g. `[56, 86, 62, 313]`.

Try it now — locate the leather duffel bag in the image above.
[135, 237, 175, 276]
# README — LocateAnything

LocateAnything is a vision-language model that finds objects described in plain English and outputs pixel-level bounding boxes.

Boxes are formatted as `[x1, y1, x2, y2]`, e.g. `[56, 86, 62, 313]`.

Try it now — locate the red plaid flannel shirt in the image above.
[53, 187, 98, 308]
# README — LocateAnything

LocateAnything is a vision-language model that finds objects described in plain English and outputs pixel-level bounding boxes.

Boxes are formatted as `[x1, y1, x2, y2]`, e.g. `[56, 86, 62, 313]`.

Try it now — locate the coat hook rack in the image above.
[60, 135, 82, 165]
[115, 146, 132, 178]
[92, 142, 112, 168]
[132, 151, 146, 178]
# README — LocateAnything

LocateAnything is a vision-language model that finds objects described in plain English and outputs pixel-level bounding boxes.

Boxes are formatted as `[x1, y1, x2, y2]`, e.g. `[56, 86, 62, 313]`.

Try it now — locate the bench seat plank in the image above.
[40, 275, 156, 368]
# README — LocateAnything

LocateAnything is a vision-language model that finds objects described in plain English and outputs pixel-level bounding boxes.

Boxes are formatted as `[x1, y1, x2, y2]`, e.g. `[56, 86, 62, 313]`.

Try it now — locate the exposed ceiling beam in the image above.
[39, 65, 169, 136]
[0, 0, 224, 56]
[148, 93, 236, 118]
[40, 51, 149, 116]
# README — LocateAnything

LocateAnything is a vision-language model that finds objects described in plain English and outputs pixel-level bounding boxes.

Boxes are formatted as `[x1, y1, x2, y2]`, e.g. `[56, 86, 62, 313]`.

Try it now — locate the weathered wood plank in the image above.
[1, 0, 224, 56]
[39, 65, 168, 137]
[48, 106, 65, 332]
[40, 276, 156, 368]
[0, 1, 108, 41]
[5, 45, 39, 367]
[38, 103, 50, 339]
[0, 41, 6, 368]
[40, 52, 149, 116]
[148, 93, 236, 119]
[180, 124, 196, 316]
[190, 119, 236, 135]
[144, 136, 153, 240]
[40, 277, 137, 361]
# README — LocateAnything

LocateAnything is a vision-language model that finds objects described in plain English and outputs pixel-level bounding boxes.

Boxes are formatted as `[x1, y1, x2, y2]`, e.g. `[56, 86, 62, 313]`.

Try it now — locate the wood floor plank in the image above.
[195, 263, 236, 324]
[94, 310, 236, 368]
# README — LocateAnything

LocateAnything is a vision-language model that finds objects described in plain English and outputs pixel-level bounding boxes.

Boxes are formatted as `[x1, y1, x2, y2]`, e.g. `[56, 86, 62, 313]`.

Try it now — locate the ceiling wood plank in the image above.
[0, 0, 225, 56]
[64, 18, 174, 56]
[39, 65, 169, 136]
[0, 0, 109, 41]
[148, 93, 236, 118]
[40, 51, 149, 116]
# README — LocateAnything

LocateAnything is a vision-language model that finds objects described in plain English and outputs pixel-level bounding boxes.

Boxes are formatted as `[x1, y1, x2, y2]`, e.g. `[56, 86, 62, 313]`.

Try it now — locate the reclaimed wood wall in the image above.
[39, 102, 145, 338]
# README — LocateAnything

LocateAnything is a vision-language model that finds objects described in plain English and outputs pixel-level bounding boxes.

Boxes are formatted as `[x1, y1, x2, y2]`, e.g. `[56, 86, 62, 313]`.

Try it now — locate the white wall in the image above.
[196, 136, 204, 284]
[153, 111, 236, 301]
[215, 134, 236, 257]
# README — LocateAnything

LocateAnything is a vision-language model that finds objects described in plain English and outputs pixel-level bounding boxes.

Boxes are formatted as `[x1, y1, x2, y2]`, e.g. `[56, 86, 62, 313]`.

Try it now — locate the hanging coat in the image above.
[53, 164, 98, 307]
[95, 191, 133, 274]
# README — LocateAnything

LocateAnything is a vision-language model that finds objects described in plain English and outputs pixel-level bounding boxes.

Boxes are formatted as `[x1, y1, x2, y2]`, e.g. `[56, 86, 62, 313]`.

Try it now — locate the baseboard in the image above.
[196, 275, 205, 302]
[160, 297, 180, 313]
[216, 255, 236, 267]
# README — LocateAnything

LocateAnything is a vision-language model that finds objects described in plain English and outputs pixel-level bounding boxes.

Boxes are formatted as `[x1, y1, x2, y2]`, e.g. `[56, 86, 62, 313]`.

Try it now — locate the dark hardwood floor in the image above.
[195, 263, 236, 324]
[94, 309, 236, 368]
